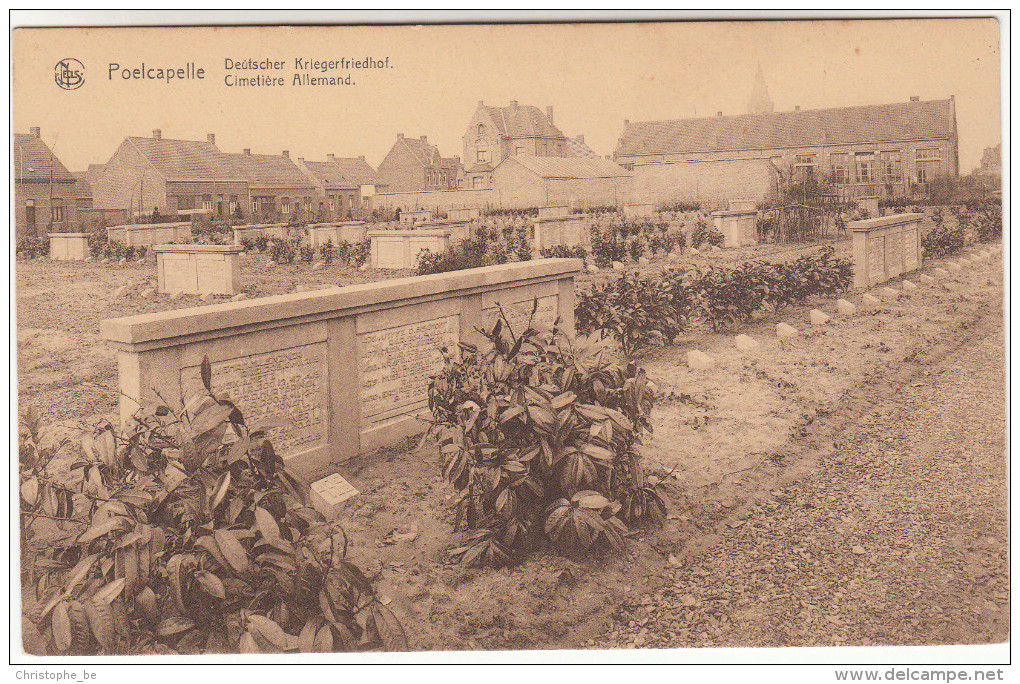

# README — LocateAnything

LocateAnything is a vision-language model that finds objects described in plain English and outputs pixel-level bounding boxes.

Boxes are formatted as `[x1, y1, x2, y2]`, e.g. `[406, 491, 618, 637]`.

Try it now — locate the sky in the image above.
[12, 18, 1001, 173]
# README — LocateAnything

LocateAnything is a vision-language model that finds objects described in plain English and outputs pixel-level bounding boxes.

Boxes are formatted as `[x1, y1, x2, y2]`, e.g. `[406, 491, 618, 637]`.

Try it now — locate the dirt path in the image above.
[595, 320, 1007, 649]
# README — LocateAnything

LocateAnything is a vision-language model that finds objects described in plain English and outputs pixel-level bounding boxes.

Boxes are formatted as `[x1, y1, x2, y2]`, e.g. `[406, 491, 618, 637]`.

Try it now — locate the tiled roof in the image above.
[615, 99, 956, 157]
[72, 171, 93, 196]
[14, 133, 76, 182]
[398, 136, 441, 168]
[482, 104, 564, 139]
[466, 162, 494, 173]
[565, 136, 600, 159]
[501, 155, 631, 179]
[226, 152, 316, 190]
[127, 136, 246, 181]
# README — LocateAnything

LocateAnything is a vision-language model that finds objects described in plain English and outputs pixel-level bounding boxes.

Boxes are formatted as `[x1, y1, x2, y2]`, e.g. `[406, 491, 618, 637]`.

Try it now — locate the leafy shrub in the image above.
[689, 220, 724, 248]
[254, 235, 269, 253]
[320, 239, 334, 265]
[268, 240, 296, 265]
[973, 201, 1002, 242]
[239, 237, 255, 253]
[19, 359, 406, 655]
[88, 232, 106, 259]
[352, 239, 371, 268]
[16, 235, 51, 259]
[335, 240, 353, 267]
[658, 201, 702, 213]
[427, 313, 661, 567]
[576, 271, 686, 356]
[299, 244, 316, 263]
[415, 240, 489, 276]
[515, 224, 532, 261]
[539, 245, 588, 261]
[922, 223, 965, 259]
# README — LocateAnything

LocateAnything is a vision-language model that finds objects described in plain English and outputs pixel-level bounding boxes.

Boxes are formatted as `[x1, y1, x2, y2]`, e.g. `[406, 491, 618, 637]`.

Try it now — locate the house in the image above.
[565, 135, 600, 160]
[91, 130, 250, 217]
[462, 101, 568, 189]
[977, 143, 1001, 178]
[225, 147, 319, 221]
[490, 155, 632, 209]
[14, 127, 86, 237]
[614, 96, 959, 198]
[297, 154, 387, 219]
[376, 134, 462, 192]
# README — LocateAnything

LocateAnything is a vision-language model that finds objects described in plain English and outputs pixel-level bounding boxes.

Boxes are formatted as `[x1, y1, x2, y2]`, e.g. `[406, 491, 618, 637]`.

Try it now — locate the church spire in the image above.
[747, 63, 774, 114]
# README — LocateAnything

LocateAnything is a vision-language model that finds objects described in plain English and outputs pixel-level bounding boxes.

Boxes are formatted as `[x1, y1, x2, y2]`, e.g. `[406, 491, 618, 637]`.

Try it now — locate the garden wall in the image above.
[100, 259, 582, 482]
[107, 222, 193, 247]
[374, 188, 497, 212]
[629, 158, 777, 207]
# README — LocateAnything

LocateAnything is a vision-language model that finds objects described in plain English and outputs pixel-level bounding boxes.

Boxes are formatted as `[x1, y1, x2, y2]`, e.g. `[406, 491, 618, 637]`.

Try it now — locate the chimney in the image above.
[206, 133, 215, 145]
[510, 100, 519, 109]
[297, 157, 305, 163]
[152, 129, 162, 139]
[624, 119, 629, 126]
[358, 155, 365, 161]
[397, 133, 404, 139]
[577, 134, 584, 143]
[546, 106, 554, 123]
[794, 106, 800, 111]
[327, 153, 336, 162]
[282, 150, 289, 158]
[29, 126, 40, 138]
[420, 135, 427, 144]
[243, 148, 251, 156]
[477, 100, 484, 107]
[717, 111, 723, 117]
[910, 95, 920, 102]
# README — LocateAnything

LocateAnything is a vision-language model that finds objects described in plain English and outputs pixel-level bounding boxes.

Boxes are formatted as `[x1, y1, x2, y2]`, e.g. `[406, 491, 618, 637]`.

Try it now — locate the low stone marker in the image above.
[862, 293, 881, 307]
[369, 228, 452, 269]
[857, 195, 880, 218]
[690, 247, 700, 255]
[809, 309, 831, 325]
[537, 205, 570, 218]
[734, 334, 761, 353]
[687, 350, 716, 370]
[958, 257, 971, 267]
[154, 244, 243, 295]
[533, 214, 586, 251]
[420, 218, 475, 244]
[399, 209, 434, 224]
[113, 285, 128, 299]
[306, 221, 368, 250]
[100, 259, 581, 482]
[849, 213, 924, 288]
[622, 203, 655, 218]
[919, 274, 935, 284]
[232, 223, 290, 244]
[447, 207, 481, 222]
[140, 288, 155, 299]
[979, 249, 991, 259]
[902, 280, 918, 291]
[49, 233, 90, 260]
[309, 472, 360, 519]
[108, 222, 192, 247]
[836, 299, 857, 316]
[711, 207, 758, 248]
[934, 267, 949, 277]
[880, 286, 900, 299]
[776, 322, 799, 339]
[612, 261, 625, 270]
[947, 262, 962, 272]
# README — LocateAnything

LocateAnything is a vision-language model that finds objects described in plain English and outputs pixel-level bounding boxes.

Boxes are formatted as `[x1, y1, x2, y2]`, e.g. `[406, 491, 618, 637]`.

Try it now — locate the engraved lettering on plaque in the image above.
[359, 315, 460, 421]
[886, 232, 902, 268]
[484, 294, 559, 332]
[903, 229, 919, 270]
[196, 257, 227, 293]
[868, 236, 885, 280]
[180, 342, 328, 458]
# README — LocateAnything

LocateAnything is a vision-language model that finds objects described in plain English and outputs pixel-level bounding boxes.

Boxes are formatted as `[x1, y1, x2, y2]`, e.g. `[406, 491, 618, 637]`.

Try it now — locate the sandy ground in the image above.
[16, 236, 1003, 652]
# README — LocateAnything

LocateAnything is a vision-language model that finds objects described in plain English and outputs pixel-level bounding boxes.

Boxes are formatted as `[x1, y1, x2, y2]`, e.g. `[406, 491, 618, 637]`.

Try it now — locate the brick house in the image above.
[614, 97, 960, 199]
[462, 101, 569, 189]
[225, 147, 319, 221]
[14, 127, 87, 237]
[490, 155, 632, 209]
[376, 134, 462, 193]
[91, 130, 249, 217]
[296, 154, 387, 219]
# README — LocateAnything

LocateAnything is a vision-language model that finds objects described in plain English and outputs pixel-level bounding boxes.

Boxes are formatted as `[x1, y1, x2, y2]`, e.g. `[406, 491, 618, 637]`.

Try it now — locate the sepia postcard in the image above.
[10, 11, 1007, 677]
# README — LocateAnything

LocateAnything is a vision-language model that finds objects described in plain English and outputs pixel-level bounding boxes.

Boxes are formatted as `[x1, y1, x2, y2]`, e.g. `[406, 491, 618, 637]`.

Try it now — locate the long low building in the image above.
[614, 96, 959, 199]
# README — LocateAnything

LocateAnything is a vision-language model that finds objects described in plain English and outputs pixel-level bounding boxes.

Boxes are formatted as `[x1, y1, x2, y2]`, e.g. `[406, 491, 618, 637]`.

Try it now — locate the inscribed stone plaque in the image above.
[196, 256, 227, 293]
[484, 294, 559, 333]
[358, 314, 460, 421]
[377, 239, 404, 269]
[868, 236, 885, 280]
[180, 342, 328, 458]
[163, 254, 196, 293]
[886, 232, 902, 268]
[903, 229, 919, 270]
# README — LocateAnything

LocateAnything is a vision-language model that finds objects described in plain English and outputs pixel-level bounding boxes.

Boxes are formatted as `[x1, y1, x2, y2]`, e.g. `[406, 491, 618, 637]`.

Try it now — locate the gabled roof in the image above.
[615, 98, 956, 157]
[225, 152, 316, 190]
[397, 136, 442, 168]
[466, 162, 494, 174]
[565, 136, 600, 159]
[318, 157, 382, 186]
[14, 133, 76, 182]
[498, 155, 631, 179]
[126, 136, 246, 181]
[480, 103, 564, 139]
[72, 171, 93, 197]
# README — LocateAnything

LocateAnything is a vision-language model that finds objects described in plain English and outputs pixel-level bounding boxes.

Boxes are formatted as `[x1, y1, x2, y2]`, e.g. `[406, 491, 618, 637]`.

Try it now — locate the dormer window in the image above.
[477, 123, 484, 135]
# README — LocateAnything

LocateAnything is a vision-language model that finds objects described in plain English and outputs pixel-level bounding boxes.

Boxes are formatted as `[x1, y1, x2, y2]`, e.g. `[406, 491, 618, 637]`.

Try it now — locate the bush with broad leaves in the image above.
[20, 358, 406, 655]
[427, 303, 664, 568]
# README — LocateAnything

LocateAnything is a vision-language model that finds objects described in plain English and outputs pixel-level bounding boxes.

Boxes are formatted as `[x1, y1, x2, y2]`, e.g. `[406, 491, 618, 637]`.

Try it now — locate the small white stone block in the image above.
[113, 286, 128, 299]
[118, 258, 127, 265]
[734, 334, 761, 353]
[947, 262, 962, 272]
[980, 250, 991, 258]
[776, 322, 799, 339]
[139, 288, 155, 299]
[667, 251, 680, 262]
[230, 293, 247, 302]
[958, 258, 971, 266]
[862, 293, 881, 307]
[809, 309, 831, 325]
[311, 262, 324, 271]
[612, 261, 625, 271]
[170, 291, 184, 300]
[587, 264, 600, 273]
[711, 245, 722, 252]
[901, 280, 918, 292]
[266, 260, 276, 268]
[836, 299, 856, 316]
[880, 287, 900, 299]
[918, 274, 935, 284]
[690, 247, 700, 255]
[638, 256, 650, 265]
[934, 267, 949, 277]
[294, 284, 309, 293]
[358, 264, 369, 272]
[687, 349, 716, 370]
[200, 292, 214, 302]
[309, 473, 360, 519]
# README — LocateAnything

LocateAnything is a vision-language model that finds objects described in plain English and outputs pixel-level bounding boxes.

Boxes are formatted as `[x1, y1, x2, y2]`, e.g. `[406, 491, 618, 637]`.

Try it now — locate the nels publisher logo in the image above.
[54, 58, 84, 90]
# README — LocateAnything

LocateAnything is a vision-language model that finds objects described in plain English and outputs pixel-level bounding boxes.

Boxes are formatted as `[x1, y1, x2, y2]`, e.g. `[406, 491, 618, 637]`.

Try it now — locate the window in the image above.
[51, 199, 64, 223]
[328, 196, 335, 211]
[229, 195, 238, 214]
[794, 154, 817, 177]
[515, 146, 525, 156]
[304, 198, 311, 213]
[25, 199, 36, 227]
[879, 150, 902, 184]
[201, 195, 213, 212]
[916, 148, 942, 184]
[472, 177, 485, 189]
[829, 153, 850, 184]
[281, 198, 290, 214]
[476, 148, 488, 163]
[348, 198, 354, 209]
[854, 152, 875, 184]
